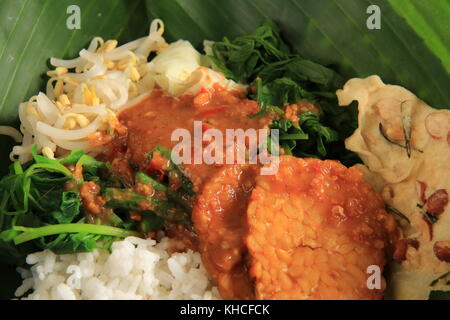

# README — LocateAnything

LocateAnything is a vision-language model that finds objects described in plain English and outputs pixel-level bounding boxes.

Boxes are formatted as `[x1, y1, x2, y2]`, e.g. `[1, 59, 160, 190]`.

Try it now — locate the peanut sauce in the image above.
[115, 85, 272, 191]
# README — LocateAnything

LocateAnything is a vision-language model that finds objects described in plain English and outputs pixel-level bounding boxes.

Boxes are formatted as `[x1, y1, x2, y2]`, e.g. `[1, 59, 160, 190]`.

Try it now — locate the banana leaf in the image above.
[0, 0, 448, 299]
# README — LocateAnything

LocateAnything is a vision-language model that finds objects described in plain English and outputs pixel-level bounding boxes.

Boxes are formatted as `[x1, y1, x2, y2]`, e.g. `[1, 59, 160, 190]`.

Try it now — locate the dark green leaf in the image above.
[0, 229, 20, 242]
[429, 291, 450, 300]
[37, 232, 113, 254]
[58, 150, 85, 166]
[140, 214, 165, 233]
[52, 191, 81, 224]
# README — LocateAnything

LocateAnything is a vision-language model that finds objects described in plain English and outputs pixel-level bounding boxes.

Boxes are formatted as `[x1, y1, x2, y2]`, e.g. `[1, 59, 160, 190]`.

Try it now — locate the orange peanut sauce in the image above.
[114, 85, 272, 192]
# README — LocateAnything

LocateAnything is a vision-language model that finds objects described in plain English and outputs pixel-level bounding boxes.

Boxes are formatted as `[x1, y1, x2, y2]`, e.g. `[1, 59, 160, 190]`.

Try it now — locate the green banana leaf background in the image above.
[0, 0, 448, 299]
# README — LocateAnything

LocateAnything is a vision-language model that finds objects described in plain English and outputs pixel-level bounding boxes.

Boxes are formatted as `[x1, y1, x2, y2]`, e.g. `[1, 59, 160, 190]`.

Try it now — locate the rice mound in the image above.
[15, 237, 220, 300]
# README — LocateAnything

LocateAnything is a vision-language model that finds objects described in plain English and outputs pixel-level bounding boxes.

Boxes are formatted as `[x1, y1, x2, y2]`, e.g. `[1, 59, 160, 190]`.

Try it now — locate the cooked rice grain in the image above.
[15, 237, 220, 300]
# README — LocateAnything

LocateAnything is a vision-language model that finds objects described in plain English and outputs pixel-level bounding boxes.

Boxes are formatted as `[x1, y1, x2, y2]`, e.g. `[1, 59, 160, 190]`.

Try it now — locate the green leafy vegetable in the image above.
[210, 21, 355, 162]
[37, 233, 115, 255]
[429, 291, 450, 300]
[52, 191, 81, 224]
[135, 172, 168, 192]
[0, 144, 195, 274]
[95, 145, 197, 228]
[209, 20, 290, 83]
[0, 147, 139, 267]
[58, 150, 86, 166]
[12, 224, 138, 245]
[139, 215, 165, 233]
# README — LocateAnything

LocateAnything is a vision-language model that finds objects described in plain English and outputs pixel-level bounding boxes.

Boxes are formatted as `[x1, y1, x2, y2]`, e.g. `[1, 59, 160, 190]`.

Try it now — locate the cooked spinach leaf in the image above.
[53, 191, 81, 224]
[209, 20, 358, 163]
[0, 146, 138, 265]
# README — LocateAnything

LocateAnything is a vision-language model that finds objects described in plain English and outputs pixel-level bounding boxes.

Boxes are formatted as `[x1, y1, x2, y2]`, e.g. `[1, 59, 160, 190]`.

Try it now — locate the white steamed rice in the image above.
[15, 236, 220, 300]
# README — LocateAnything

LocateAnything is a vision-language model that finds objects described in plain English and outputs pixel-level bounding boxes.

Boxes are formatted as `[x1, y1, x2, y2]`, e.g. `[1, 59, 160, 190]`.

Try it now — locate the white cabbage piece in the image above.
[147, 40, 245, 96]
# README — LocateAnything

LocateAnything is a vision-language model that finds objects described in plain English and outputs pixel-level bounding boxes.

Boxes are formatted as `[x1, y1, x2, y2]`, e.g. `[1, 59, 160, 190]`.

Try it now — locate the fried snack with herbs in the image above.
[192, 165, 258, 300]
[246, 156, 398, 300]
